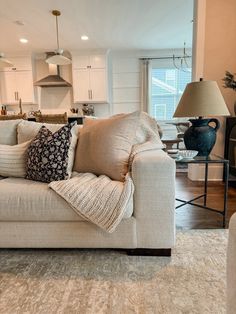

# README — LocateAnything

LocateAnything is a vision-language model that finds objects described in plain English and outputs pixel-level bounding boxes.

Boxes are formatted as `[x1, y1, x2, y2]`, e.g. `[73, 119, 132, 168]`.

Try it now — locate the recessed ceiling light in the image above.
[81, 35, 89, 41]
[19, 38, 28, 44]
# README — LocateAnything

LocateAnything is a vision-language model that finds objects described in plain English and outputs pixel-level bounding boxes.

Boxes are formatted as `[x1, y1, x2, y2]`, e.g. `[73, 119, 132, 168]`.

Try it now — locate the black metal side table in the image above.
[175, 154, 229, 228]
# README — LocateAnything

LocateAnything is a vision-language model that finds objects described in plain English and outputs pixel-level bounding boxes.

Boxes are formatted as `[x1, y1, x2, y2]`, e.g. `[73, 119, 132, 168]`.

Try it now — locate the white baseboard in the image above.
[188, 164, 223, 181]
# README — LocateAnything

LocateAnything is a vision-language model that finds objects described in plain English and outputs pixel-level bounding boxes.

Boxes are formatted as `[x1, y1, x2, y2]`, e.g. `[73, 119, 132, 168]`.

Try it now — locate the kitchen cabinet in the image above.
[72, 55, 106, 70]
[72, 54, 109, 103]
[0, 57, 35, 105]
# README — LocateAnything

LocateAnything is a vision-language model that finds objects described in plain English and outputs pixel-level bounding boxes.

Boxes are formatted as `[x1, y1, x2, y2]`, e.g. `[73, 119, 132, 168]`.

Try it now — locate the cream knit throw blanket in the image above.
[49, 172, 134, 233]
[49, 112, 164, 233]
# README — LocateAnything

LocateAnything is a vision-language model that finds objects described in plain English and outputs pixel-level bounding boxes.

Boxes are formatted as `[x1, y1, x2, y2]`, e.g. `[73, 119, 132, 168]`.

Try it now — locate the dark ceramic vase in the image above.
[184, 118, 220, 156]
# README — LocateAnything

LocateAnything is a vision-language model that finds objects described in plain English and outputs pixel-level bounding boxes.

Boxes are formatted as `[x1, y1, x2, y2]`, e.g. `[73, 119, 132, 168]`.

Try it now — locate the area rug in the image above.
[0, 230, 227, 314]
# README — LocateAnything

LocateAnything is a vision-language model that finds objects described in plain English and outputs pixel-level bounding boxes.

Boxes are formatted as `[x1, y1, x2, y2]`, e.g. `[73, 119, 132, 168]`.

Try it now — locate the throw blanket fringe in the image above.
[49, 172, 134, 233]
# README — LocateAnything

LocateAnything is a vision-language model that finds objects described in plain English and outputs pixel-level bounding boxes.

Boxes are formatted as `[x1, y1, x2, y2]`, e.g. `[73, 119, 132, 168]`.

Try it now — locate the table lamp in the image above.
[173, 79, 230, 156]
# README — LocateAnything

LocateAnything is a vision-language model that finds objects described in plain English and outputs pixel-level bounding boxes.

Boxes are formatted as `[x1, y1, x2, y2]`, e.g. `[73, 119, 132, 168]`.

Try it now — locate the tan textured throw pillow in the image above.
[0, 141, 31, 177]
[73, 111, 143, 181]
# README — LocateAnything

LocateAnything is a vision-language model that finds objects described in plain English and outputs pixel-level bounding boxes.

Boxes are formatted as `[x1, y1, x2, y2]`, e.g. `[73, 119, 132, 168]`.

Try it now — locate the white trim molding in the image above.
[192, 0, 206, 81]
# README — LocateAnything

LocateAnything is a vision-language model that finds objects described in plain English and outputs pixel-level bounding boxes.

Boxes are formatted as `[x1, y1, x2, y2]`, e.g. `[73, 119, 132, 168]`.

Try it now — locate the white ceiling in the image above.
[0, 0, 193, 54]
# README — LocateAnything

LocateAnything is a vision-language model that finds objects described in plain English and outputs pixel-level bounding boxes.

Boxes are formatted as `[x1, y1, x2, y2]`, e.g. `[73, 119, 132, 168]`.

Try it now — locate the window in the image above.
[153, 103, 166, 120]
[150, 68, 192, 121]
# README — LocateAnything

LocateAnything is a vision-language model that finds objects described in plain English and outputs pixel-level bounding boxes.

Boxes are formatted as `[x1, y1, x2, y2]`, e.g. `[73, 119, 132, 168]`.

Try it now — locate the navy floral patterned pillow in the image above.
[26, 123, 74, 183]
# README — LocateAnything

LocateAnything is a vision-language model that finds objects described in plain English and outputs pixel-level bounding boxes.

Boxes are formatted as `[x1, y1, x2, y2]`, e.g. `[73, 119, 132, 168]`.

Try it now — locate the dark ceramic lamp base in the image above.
[184, 118, 220, 156]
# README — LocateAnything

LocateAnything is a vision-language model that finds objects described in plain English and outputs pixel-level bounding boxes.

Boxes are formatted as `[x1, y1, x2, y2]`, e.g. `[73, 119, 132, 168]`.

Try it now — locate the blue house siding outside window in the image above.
[151, 68, 192, 121]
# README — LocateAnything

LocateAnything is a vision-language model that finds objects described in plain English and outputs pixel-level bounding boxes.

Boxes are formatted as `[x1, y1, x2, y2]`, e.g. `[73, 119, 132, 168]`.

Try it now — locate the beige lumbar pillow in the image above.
[73, 111, 163, 181]
[0, 141, 31, 178]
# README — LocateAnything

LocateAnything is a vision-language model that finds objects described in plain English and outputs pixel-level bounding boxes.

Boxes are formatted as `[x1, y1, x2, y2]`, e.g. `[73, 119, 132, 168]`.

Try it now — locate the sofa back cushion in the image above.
[74, 111, 144, 181]
[0, 141, 31, 177]
[0, 120, 22, 145]
[17, 120, 65, 143]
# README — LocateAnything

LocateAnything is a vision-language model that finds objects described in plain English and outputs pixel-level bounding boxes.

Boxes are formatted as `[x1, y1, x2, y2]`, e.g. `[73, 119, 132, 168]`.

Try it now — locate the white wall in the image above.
[203, 0, 236, 156]
[189, 0, 236, 181]
[111, 51, 140, 115]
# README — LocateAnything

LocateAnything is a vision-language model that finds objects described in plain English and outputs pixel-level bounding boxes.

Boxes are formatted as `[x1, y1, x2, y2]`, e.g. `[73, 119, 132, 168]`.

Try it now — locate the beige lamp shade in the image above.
[173, 80, 230, 117]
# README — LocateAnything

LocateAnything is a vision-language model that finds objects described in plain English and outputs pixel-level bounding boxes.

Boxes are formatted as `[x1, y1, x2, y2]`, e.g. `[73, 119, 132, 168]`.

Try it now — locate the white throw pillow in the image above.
[0, 120, 22, 145]
[17, 120, 64, 143]
[0, 141, 31, 177]
[67, 125, 81, 177]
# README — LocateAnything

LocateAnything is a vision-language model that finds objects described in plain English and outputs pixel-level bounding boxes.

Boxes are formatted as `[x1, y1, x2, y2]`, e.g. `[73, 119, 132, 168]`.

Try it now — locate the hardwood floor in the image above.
[176, 173, 236, 229]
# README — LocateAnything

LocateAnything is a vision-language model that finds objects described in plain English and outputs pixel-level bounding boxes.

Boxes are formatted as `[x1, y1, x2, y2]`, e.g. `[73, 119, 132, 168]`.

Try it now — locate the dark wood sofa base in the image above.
[126, 248, 171, 256]
[0, 248, 171, 257]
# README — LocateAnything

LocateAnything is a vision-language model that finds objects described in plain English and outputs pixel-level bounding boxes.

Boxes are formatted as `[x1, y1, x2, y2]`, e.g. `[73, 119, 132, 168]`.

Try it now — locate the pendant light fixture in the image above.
[0, 53, 14, 68]
[46, 10, 71, 65]
[172, 42, 191, 72]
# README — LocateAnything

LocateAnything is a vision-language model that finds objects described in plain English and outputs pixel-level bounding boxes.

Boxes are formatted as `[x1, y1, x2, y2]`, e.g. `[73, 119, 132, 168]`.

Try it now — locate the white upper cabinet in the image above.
[0, 56, 35, 105]
[72, 55, 106, 70]
[72, 53, 109, 103]
[89, 69, 106, 102]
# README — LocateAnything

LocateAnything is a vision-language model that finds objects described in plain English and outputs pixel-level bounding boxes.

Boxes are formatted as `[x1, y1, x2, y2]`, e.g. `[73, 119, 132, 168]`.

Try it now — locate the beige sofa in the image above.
[0, 119, 176, 255]
[227, 213, 236, 313]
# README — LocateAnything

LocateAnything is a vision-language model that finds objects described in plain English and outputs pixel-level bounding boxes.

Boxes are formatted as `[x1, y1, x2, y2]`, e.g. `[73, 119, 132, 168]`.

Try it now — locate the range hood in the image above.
[34, 63, 72, 88]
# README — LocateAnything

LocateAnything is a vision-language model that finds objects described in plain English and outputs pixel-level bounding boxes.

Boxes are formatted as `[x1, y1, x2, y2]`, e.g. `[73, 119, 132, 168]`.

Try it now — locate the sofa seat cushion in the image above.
[0, 178, 133, 222]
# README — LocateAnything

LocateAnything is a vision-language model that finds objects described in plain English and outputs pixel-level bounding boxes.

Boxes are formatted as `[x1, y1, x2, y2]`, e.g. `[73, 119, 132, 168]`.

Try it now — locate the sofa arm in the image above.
[227, 213, 236, 314]
[131, 149, 176, 248]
